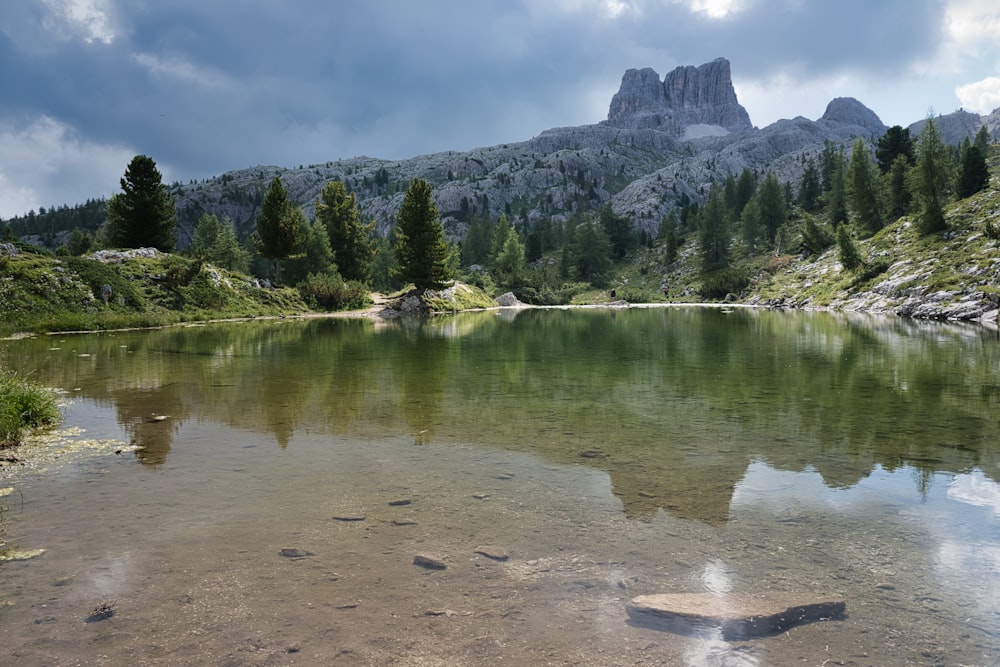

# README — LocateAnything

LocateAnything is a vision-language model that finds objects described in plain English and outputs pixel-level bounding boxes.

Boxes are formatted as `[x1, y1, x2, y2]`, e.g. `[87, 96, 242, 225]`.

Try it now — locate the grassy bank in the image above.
[0, 371, 60, 447]
[0, 247, 311, 336]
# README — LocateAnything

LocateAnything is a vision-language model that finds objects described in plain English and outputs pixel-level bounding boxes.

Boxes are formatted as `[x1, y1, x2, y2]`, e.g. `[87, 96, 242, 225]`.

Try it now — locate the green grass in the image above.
[0, 253, 311, 336]
[0, 372, 60, 447]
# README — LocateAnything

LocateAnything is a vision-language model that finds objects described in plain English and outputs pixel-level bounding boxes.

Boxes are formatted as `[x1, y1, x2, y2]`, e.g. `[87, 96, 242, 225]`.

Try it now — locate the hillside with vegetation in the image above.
[1, 58, 998, 332]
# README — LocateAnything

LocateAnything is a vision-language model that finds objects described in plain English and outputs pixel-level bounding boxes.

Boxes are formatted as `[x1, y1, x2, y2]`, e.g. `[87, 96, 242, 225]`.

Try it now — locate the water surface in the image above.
[1, 308, 998, 665]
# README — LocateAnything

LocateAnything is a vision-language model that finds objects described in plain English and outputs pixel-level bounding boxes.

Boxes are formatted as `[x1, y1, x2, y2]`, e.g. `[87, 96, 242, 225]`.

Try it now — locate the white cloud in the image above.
[0, 116, 134, 218]
[956, 76, 1000, 114]
[734, 70, 855, 126]
[947, 470, 1000, 515]
[944, 0, 1000, 45]
[686, 0, 749, 19]
[41, 0, 116, 44]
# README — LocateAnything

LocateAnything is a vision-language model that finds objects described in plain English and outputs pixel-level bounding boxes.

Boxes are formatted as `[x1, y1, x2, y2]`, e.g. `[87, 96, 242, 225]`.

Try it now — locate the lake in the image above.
[1, 306, 999, 666]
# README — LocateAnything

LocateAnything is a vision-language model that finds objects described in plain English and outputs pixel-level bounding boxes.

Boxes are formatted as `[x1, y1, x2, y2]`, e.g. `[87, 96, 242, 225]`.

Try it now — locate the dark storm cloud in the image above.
[0, 0, 962, 215]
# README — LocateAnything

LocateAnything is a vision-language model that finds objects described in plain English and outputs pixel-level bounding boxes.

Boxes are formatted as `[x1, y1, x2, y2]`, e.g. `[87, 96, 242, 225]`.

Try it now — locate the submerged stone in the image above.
[279, 548, 313, 559]
[474, 545, 509, 561]
[627, 592, 846, 640]
[413, 554, 447, 570]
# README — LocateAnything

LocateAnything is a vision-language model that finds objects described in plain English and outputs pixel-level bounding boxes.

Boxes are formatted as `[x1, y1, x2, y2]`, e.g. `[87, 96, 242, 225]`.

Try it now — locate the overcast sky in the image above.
[2, 0, 999, 218]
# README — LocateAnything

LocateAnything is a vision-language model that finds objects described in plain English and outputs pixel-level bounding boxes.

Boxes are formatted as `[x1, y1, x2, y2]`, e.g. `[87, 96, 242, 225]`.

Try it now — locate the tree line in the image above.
[3, 118, 993, 307]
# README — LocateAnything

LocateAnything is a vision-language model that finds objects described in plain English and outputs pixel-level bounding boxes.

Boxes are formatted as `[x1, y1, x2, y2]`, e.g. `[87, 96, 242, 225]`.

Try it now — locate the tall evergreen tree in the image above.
[740, 196, 762, 255]
[698, 185, 730, 273]
[798, 158, 822, 212]
[461, 213, 494, 267]
[489, 213, 514, 269]
[909, 118, 951, 234]
[836, 224, 863, 271]
[600, 203, 635, 258]
[875, 126, 914, 173]
[253, 176, 304, 285]
[756, 172, 787, 244]
[392, 178, 451, 289]
[105, 155, 176, 251]
[283, 215, 335, 285]
[819, 139, 840, 191]
[824, 147, 849, 226]
[663, 228, 678, 265]
[847, 138, 884, 236]
[954, 136, 990, 199]
[314, 180, 377, 283]
[191, 213, 250, 273]
[494, 231, 526, 287]
[973, 125, 990, 154]
[884, 154, 912, 220]
[571, 218, 613, 285]
[733, 168, 757, 219]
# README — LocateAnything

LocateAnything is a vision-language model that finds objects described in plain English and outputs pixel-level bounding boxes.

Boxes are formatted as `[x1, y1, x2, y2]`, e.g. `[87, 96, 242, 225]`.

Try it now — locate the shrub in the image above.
[63, 256, 145, 309]
[854, 260, 891, 284]
[515, 282, 587, 305]
[298, 272, 369, 310]
[699, 267, 750, 300]
[985, 220, 1000, 241]
[617, 286, 657, 303]
[0, 372, 60, 447]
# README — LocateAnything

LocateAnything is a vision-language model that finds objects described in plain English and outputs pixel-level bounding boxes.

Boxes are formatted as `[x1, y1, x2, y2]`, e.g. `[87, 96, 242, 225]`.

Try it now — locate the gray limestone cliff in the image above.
[605, 58, 753, 137]
[153, 59, 993, 255]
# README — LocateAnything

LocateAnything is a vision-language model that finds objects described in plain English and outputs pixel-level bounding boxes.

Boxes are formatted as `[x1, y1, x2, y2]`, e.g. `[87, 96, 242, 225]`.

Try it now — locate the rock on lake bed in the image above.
[627, 592, 846, 640]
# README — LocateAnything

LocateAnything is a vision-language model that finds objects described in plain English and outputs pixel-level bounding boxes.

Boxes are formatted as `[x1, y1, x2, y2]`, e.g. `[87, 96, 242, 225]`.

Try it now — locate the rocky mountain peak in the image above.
[605, 57, 752, 137]
[820, 97, 886, 134]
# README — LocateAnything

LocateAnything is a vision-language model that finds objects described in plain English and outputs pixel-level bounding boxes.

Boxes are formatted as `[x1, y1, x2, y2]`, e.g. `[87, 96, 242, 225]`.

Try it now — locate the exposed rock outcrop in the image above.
[606, 58, 753, 136]
[820, 97, 886, 135]
[909, 109, 984, 144]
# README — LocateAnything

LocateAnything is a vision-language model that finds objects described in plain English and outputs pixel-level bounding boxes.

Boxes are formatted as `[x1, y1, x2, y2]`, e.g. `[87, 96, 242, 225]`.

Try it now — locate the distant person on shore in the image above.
[610, 289, 616, 300]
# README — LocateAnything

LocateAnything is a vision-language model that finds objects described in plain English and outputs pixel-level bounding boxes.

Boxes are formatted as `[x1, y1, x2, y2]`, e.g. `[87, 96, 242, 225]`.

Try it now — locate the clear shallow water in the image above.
[1, 307, 998, 666]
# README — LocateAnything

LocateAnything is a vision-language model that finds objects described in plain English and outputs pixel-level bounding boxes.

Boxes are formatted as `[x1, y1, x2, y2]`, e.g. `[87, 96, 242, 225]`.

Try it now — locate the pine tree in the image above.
[837, 224, 862, 271]
[824, 147, 849, 227]
[392, 178, 451, 289]
[663, 228, 678, 265]
[105, 155, 176, 251]
[954, 136, 990, 199]
[740, 196, 762, 255]
[875, 126, 914, 173]
[253, 176, 304, 284]
[847, 138, 883, 236]
[756, 172, 787, 244]
[798, 158, 822, 212]
[65, 227, 94, 256]
[600, 203, 635, 258]
[571, 217, 612, 285]
[698, 185, 730, 273]
[314, 180, 376, 283]
[283, 216, 335, 286]
[884, 154, 912, 220]
[909, 118, 951, 234]
[733, 168, 757, 219]
[494, 231, 526, 287]
[191, 213, 250, 273]
[461, 213, 493, 267]
[489, 213, 514, 270]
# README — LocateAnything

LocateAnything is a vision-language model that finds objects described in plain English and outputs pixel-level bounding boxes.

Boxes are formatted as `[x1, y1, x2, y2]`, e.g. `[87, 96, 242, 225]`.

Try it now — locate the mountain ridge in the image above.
[11, 58, 1000, 253]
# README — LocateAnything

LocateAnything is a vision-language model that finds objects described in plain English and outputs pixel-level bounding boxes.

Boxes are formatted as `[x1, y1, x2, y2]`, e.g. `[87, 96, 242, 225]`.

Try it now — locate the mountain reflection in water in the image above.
[1, 308, 998, 665]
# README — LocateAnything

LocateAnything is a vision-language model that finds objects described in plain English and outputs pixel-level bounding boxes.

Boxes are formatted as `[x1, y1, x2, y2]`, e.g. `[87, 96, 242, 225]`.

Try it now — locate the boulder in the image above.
[495, 292, 521, 307]
[627, 592, 845, 640]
